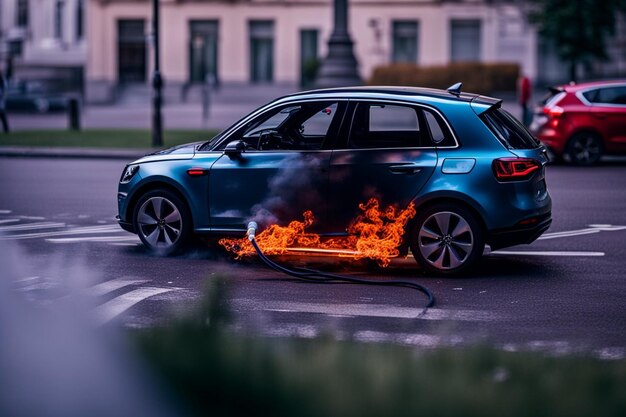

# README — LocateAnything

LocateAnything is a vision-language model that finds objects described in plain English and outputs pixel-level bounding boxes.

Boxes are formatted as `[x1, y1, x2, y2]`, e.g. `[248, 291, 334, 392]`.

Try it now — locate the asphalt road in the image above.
[1, 156, 625, 358]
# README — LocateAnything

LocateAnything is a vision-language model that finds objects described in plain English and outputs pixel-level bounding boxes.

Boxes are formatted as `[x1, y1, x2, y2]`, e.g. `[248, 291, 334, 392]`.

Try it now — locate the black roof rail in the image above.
[447, 82, 463, 96]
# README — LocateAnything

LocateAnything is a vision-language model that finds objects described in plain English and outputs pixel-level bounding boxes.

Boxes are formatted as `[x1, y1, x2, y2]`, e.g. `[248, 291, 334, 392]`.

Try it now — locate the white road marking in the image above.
[491, 250, 604, 257]
[95, 287, 176, 324]
[539, 224, 626, 240]
[0, 209, 12, 214]
[108, 242, 140, 247]
[0, 221, 65, 232]
[234, 299, 499, 322]
[0, 218, 20, 225]
[89, 278, 149, 297]
[354, 330, 446, 347]
[18, 215, 46, 220]
[0, 225, 123, 240]
[47, 236, 139, 243]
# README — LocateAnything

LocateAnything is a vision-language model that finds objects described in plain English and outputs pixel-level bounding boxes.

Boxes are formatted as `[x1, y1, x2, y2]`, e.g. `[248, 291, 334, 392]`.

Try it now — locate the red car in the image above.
[530, 80, 626, 165]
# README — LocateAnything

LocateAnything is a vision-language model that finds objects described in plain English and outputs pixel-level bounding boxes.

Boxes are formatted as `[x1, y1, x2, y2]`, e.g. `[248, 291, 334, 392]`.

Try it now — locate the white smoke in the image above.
[0, 239, 178, 417]
[248, 153, 326, 226]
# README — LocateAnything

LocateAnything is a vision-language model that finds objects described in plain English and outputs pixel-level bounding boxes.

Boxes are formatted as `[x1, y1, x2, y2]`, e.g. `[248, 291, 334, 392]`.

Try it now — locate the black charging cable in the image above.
[246, 222, 435, 313]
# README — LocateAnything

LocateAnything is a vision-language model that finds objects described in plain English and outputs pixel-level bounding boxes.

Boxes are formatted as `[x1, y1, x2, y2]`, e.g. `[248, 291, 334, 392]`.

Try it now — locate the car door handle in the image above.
[389, 164, 422, 175]
[594, 113, 607, 119]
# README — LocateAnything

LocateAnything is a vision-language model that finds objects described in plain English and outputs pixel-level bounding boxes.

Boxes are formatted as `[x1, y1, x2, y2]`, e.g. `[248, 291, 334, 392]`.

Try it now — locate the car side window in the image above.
[584, 87, 626, 105]
[349, 103, 423, 149]
[217, 101, 342, 151]
[423, 109, 456, 147]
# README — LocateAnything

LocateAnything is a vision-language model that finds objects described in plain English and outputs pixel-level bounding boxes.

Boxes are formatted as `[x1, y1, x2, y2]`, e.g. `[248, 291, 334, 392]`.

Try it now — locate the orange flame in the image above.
[219, 198, 416, 267]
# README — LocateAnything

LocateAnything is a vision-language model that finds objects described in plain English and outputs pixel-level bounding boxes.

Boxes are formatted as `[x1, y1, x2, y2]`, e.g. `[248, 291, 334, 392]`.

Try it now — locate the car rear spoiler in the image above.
[549, 86, 565, 94]
[470, 95, 503, 115]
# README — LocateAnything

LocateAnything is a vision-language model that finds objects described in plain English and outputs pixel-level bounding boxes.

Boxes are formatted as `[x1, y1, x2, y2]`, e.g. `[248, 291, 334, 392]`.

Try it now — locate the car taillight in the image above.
[543, 106, 564, 128]
[492, 158, 540, 182]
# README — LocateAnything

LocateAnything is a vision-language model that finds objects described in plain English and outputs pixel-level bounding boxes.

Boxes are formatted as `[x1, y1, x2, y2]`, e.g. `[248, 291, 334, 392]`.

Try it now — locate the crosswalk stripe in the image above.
[89, 278, 150, 297]
[47, 236, 140, 243]
[0, 225, 124, 240]
[0, 222, 65, 232]
[95, 287, 176, 324]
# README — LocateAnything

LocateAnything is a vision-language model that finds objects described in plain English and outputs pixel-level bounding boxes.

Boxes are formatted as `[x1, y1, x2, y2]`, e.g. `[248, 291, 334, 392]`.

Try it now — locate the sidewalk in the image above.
[6, 84, 300, 131]
[0, 145, 151, 159]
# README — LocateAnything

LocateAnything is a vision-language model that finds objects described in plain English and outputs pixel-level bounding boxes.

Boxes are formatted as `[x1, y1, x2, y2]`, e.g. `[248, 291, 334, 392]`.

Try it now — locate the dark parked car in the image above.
[5, 81, 68, 113]
[530, 80, 626, 165]
[117, 86, 551, 274]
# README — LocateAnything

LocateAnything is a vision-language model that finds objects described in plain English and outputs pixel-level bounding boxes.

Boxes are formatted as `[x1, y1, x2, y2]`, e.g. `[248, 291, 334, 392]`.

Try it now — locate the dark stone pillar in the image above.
[315, 0, 362, 88]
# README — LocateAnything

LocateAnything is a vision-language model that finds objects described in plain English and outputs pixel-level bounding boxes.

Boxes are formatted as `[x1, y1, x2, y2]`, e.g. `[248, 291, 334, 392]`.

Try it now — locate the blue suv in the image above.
[117, 86, 551, 274]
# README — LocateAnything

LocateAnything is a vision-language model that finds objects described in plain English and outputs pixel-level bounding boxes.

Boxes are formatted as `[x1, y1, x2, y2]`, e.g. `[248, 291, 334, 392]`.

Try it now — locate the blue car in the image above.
[117, 85, 551, 274]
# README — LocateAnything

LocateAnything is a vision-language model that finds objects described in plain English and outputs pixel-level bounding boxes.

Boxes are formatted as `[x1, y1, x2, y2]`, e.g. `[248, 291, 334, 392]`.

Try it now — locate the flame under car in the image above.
[117, 86, 551, 275]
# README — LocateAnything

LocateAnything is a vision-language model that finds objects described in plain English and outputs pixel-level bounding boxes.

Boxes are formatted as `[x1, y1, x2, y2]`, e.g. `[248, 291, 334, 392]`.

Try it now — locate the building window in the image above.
[117, 20, 147, 83]
[76, 0, 84, 40]
[189, 20, 219, 84]
[450, 19, 481, 62]
[16, 0, 29, 27]
[54, 0, 65, 40]
[392, 20, 419, 64]
[300, 29, 319, 87]
[249, 20, 274, 83]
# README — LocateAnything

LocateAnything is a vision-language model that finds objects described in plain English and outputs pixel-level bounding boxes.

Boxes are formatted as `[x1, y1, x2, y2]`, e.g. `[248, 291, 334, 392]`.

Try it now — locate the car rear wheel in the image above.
[410, 204, 484, 275]
[134, 189, 191, 255]
[566, 132, 603, 166]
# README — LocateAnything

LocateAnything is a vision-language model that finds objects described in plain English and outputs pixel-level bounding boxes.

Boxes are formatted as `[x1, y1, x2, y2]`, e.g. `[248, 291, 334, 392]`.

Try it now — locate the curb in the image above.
[0, 146, 151, 160]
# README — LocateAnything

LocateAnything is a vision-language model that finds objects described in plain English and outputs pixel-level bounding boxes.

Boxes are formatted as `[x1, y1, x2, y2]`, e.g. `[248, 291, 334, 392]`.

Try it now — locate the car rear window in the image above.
[481, 108, 541, 149]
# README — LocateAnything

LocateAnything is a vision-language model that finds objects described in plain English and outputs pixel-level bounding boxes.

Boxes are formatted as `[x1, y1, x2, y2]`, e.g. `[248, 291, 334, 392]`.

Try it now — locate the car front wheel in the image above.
[410, 204, 484, 275]
[134, 189, 191, 255]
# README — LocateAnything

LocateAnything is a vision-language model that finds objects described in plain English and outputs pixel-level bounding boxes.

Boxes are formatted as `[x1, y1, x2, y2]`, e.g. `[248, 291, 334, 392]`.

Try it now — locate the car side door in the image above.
[208, 100, 347, 232]
[589, 85, 626, 152]
[326, 100, 440, 233]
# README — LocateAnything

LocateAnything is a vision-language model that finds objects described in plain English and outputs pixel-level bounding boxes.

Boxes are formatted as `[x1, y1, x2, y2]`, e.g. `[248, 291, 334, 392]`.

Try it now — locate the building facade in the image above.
[0, 0, 86, 90]
[85, 0, 541, 103]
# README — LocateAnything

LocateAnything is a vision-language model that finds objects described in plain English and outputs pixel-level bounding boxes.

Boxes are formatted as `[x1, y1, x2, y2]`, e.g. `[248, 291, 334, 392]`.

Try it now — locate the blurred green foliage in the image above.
[530, 0, 626, 81]
[0, 129, 218, 148]
[368, 62, 520, 95]
[136, 277, 626, 417]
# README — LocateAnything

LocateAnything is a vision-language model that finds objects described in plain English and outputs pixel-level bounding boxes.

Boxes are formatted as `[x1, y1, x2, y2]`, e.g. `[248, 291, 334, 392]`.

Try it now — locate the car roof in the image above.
[276, 86, 500, 108]
[558, 79, 626, 93]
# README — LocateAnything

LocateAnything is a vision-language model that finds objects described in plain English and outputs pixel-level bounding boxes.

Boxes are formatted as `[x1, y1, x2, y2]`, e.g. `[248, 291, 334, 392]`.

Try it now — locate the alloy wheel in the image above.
[137, 197, 182, 249]
[570, 135, 601, 165]
[418, 211, 474, 270]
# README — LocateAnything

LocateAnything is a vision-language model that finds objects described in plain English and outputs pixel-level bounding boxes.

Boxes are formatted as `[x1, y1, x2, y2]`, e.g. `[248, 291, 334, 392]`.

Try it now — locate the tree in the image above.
[529, 0, 626, 82]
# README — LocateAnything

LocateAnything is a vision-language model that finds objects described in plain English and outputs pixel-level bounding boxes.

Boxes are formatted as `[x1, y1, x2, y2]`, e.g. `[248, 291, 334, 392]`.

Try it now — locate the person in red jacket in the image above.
[518, 75, 532, 126]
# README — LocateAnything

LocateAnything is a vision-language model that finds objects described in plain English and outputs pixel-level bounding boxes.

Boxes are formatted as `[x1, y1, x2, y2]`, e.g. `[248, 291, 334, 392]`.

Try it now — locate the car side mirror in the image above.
[224, 140, 246, 157]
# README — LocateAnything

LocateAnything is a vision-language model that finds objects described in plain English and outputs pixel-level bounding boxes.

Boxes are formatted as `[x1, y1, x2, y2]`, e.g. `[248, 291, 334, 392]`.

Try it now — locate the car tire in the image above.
[566, 132, 603, 166]
[133, 189, 192, 256]
[409, 204, 484, 276]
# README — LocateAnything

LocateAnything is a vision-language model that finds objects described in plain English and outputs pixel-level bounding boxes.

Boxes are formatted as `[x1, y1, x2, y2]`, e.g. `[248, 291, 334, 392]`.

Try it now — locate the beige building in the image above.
[0, 0, 86, 90]
[85, 0, 542, 103]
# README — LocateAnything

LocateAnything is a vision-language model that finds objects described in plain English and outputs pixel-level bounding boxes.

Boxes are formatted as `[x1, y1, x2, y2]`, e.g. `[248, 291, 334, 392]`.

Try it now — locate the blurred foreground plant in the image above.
[136, 277, 626, 417]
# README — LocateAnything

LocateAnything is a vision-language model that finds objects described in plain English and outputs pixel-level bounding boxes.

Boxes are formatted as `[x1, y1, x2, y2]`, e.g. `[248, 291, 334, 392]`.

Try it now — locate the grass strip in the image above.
[0, 129, 218, 148]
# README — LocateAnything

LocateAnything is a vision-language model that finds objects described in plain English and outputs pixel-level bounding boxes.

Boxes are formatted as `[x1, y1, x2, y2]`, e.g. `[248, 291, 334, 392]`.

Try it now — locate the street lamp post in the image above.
[151, 0, 163, 147]
[315, 0, 361, 88]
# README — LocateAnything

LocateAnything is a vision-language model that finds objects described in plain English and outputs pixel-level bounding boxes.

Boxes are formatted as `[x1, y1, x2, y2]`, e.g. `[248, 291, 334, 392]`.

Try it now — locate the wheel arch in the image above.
[397, 193, 487, 256]
[408, 194, 488, 236]
[127, 178, 195, 230]
[567, 128, 605, 147]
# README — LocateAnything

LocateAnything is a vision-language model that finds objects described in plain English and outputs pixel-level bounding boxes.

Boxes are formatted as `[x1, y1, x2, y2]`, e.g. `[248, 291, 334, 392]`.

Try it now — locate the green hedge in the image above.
[368, 62, 520, 95]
